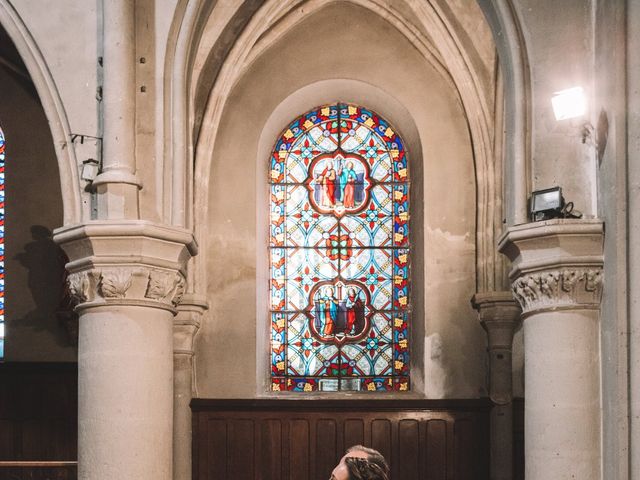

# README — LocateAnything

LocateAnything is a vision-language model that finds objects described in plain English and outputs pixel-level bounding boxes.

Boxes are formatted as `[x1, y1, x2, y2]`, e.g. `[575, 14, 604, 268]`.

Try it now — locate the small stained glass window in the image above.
[0, 128, 5, 359]
[269, 104, 409, 392]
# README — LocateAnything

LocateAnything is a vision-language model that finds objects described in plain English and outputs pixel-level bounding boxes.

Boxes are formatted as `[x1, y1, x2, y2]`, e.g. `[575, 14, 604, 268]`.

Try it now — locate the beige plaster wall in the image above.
[196, 3, 486, 398]
[0, 64, 73, 361]
[513, 0, 597, 218]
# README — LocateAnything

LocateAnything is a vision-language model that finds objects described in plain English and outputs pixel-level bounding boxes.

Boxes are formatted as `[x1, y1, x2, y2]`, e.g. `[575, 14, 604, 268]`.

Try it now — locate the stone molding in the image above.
[498, 219, 604, 315]
[66, 266, 186, 312]
[174, 294, 209, 355]
[471, 291, 522, 349]
[471, 291, 521, 405]
[54, 221, 197, 313]
[511, 268, 602, 314]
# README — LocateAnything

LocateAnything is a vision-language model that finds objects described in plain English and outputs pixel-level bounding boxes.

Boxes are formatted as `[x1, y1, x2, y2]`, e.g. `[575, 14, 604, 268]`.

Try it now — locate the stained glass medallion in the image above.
[269, 104, 409, 392]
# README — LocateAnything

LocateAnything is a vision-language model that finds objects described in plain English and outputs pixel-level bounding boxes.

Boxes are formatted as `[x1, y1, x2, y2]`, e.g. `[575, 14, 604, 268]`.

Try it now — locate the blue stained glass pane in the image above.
[287, 248, 340, 285]
[341, 248, 391, 283]
[282, 279, 308, 312]
[340, 314, 393, 376]
[287, 313, 339, 376]
[340, 216, 392, 248]
[284, 185, 338, 247]
[269, 104, 409, 391]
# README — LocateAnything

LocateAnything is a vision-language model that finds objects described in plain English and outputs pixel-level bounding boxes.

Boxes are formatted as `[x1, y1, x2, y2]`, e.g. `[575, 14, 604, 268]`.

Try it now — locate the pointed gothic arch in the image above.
[0, 0, 82, 225]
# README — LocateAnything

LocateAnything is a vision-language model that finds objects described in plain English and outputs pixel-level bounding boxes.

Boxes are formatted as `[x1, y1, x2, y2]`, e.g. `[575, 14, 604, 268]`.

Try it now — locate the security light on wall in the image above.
[530, 186, 582, 222]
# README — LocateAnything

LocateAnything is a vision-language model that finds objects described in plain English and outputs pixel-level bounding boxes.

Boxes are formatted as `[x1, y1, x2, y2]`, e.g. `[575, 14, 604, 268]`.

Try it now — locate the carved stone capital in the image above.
[498, 219, 604, 315]
[510, 267, 602, 314]
[472, 291, 521, 405]
[54, 221, 197, 313]
[174, 294, 209, 355]
[471, 291, 522, 349]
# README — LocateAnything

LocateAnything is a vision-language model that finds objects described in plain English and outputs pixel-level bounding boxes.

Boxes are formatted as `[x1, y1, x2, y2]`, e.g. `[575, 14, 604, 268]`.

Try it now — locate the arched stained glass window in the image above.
[269, 103, 409, 392]
[0, 128, 5, 359]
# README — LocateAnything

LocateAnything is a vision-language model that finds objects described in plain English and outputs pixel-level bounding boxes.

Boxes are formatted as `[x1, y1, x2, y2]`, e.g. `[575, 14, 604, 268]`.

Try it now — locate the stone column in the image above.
[498, 219, 603, 480]
[54, 221, 197, 480]
[173, 294, 208, 480]
[93, 0, 141, 219]
[472, 291, 521, 480]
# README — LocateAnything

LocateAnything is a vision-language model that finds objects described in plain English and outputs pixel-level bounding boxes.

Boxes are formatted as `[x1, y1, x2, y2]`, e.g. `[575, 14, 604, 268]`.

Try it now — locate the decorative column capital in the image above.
[472, 291, 521, 405]
[472, 291, 522, 347]
[53, 221, 198, 313]
[174, 293, 209, 355]
[498, 219, 603, 315]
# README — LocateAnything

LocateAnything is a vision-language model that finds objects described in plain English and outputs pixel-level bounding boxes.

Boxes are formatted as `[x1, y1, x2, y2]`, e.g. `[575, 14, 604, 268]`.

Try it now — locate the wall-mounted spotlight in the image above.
[81, 158, 100, 182]
[530, 186, 582, 222]
[551, 86, 609, 163]
[551, 86, 587, 121]
[551, 86, 594, 144]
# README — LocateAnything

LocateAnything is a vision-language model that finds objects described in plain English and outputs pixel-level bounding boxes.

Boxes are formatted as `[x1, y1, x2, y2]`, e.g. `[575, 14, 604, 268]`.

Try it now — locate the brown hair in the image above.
[344, 446, 390, 480]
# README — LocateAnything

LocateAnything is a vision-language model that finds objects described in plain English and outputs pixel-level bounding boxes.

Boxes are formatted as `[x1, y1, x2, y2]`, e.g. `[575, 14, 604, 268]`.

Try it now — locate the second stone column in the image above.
[499, 219, 603, 480]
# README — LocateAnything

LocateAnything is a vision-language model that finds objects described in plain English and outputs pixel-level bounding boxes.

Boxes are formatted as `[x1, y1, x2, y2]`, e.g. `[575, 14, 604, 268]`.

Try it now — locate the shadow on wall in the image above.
[13, 225, 77, 348]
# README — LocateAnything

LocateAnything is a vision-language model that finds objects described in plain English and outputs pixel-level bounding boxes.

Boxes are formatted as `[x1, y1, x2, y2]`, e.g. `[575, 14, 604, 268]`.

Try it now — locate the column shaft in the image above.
[172, 295, 207, 480]
[94, 0, 141, 219]
[173, 352, 194, 480]
[78, 305, 173, 480]
[472, 291, 521, 480]
[101, 0, 136, 177]
[524, 309, 600, 479]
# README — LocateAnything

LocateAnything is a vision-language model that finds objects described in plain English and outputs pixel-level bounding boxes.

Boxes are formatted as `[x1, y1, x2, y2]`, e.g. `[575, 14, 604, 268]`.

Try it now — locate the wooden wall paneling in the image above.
[228, 419, 254, 480]
[0, 362, 77, 471]
[425, 419, 447, 480]
[191, 400, 494, 480]
[370, 418, 392, 471]
[397, 419, 420, 480]
[315, 419, 338, 480]
[0, 420, 16, 461]
[343, 418, 364, 451]
[289, 419, 310, 480]
[205, 418, 227, 479]
[260, 419, 283, 480]
[454, 418, 473, 480]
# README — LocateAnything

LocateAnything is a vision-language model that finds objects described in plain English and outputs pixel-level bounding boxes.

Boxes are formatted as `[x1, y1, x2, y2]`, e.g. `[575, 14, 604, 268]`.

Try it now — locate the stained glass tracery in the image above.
[269, 104, 409, 392]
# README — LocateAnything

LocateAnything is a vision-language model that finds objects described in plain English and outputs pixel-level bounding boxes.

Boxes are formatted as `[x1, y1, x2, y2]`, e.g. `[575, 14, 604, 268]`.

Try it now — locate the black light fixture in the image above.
[530, 186, 582, 222]
[530, 187, 564, 221]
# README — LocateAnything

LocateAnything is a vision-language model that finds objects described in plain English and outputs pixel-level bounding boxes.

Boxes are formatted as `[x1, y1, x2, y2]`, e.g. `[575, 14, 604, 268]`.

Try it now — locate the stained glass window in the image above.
[0, 128, 5, 359]
[269, 104, 409, 392]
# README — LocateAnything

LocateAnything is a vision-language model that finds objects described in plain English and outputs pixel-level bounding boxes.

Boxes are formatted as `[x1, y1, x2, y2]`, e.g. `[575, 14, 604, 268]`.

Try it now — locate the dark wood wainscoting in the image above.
[191, 399, 491, 480]
[0, 362, 78, 480]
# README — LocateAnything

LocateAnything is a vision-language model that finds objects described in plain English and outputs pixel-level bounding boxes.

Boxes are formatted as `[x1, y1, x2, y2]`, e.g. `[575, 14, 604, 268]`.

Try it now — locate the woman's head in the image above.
[329, 445, 390, 480]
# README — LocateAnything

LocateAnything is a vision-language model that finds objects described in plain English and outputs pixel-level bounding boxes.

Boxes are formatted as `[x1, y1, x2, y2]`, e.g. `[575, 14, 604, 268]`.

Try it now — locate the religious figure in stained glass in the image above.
[310, 153, 369, 216]
[269, 103, 409, 392]
[316, 285, 338, 336]
[311, 281, 368, 343]
[345, 287, 364, 333]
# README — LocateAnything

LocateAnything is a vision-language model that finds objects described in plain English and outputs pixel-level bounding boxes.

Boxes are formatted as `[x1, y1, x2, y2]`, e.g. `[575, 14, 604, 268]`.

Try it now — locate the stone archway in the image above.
[0, 0, 82, 225]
